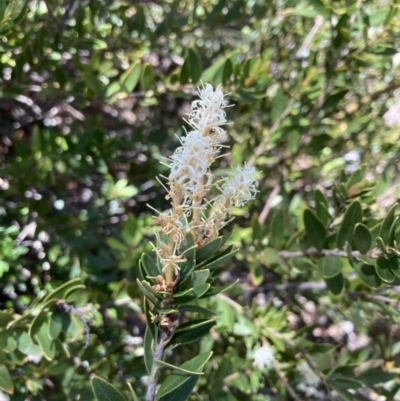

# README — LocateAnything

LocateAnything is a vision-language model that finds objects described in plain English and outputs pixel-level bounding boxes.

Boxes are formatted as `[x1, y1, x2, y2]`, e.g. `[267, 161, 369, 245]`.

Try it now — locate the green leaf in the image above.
[83, 74, 105, 96]
[140, 63, 155, 91]
[353, 223, 371, 253]
[107, 237, 128, 252]
[16, 331, 41, 356]
[156, 352, 212, 399]
[322, 256, 343, 278]
[0, 1, 6, 22]
[200, 248, 238, 272]
[336, 201, 363, 249]
[35, 322, 56, 360]
[222, 58, 233, 85]
[303, 209, 326, 250]
[91, 376, 127, 401]
[387, 257, 400, 277]
[325, 273, 344, 295]
[376, 237, 387, 254]
[120, 60, 141, 92]
[154, 359, 204, 375]
[144, 299, 156, 339]
[178, 304, 217, 316]
[158, 375, 199, 401]
[269, 210, 285, 248]
[200, 280, 238, 298]
[356, 264, 382, 289]
[29, 310, 47, 336]
[141, 254, 161, 277]
[192, 270, 210, 286]
[180, 47, 202, 85]
[196, 238, 223, 262]
[307, 0, 330, 19]
[0, 365, 13, 394]
[375, 256, 395, 283]
[193, 283, 210, 298]
[379, 203, 398, 243]
[42, 278, 82, 304]
[144, 326, 154, 375]
[127, 382, 140, 401]
[170, 320, 216, 346]
[49, 312, 63, 340]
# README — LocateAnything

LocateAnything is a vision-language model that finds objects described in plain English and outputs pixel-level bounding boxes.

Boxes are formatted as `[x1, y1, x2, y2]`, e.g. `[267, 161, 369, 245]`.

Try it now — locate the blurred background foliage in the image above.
[1, 0, 400, 400]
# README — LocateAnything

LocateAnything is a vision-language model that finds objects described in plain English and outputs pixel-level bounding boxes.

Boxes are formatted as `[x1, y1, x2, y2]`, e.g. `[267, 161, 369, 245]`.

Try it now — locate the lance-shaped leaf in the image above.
[200, 279, 238, 298]
[91, 376, 126, 401]
[156, 352, 212, 399]
[180, 47, 202, 85]
[303, 209, 326, 250]
[336, 200, 362, 249]
[144, 326, 154, 375]
[169, 319, 216, 347]
[158, 376, 199, 401]
[141, 253, 161, 277]
[120, 60, 141, 93]
[196, 237, 223, 262]
[199, 247, 238, 272]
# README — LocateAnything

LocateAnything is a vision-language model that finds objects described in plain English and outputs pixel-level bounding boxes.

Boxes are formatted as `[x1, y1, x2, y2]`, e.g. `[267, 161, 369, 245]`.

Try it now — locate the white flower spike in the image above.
[152, 83, 258, 287]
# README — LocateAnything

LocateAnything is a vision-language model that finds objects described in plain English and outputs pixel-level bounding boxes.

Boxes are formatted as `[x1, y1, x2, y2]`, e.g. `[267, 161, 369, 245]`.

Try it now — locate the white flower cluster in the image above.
[155, 83, 259, 285]
[252, 345, 276, 370]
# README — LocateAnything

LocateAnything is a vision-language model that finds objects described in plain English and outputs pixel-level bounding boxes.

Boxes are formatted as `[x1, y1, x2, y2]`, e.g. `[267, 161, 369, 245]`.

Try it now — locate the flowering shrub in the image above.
[2, 1, 400, 401]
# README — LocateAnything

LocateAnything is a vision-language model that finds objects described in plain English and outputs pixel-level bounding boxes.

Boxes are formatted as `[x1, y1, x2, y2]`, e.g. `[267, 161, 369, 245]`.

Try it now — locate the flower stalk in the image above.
[144, 83, 259, 401]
